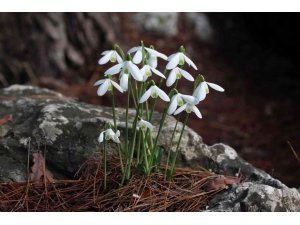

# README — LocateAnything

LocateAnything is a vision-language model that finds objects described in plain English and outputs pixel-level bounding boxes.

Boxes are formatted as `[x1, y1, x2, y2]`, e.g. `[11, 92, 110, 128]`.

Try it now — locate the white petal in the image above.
[132, 49, 143, 64]
[98, 51, 113, 65]
[97, 79, 109, 96]
[207, 82, 225, 92]
[148, 57, 158, 68]
[111, 80, 124, 93]
[178, 68, 194, 81]
[139, 88, 152, 103]
[115, 52, 124, 64]
[116, 130, 120, 137]
[136, 120, 142, 128]
[167, 53, 177, 61]
[142, 120, 154, 130]
[166, 53, 180, 70]
[140, 65, 148, 76]
[101, 50, 110, 55]
[105, 63, 123, 75]
[127, 46, 139, 54]
[167, 95, 178, 115]
[174, 104, 187, 115]
[166, 69, 177, 87]
[98, 131, 105, 143]
[155, 51, 168, 60]
[106, 129, 114, 136]
[181, 94, 197, 105]
[192, 106, 202, 118]
[151, 67, 166, 79]
[112, 136, 120, 143]
[183, 55, 198, 70]
[155, 86, 170, 102]
[194, 82, 207, 101]
[145, 47, 168, 60]
[94, 79, 105, 86]
[120, 74, 129, 91]
[127, 61, 143, 81]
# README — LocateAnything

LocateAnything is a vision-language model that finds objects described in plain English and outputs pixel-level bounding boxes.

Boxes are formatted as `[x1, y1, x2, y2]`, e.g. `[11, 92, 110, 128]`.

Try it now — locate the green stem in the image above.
[149, 108, 167, 168]
[112, 89, 124, 174]
[103, 136, 107, 191]
[125, 77, 131, 160]
[125, 103, 141, 179]
[168, 114, 189, 180]
[124, 81, 143, 180]
[130, 84, 137, 108]
[114, 44, 125, 60]
[164, 116, 180, 179]
[141, 130, 150, 174]
[145, 101, 150, 120]
[136, 130, 141, 165]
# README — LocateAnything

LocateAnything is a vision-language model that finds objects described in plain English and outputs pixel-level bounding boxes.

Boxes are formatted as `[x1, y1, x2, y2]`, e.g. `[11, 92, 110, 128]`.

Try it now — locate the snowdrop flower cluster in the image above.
[94, 42, 224, 185]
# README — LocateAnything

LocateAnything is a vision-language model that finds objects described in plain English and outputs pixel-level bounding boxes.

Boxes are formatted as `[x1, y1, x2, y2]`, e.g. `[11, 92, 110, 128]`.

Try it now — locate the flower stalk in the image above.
[103, 133, 107, 191]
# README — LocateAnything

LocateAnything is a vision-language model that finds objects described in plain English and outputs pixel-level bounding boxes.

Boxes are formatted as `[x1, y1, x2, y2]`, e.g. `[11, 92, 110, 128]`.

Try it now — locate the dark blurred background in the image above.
[0, 13, 299, 187]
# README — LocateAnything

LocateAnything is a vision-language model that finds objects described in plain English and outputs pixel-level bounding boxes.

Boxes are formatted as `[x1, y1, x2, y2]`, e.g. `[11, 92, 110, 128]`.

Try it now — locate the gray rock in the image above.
[0, 85, 299, 211]
[207, 182, 300, 212]
[132, 13, 178, 37]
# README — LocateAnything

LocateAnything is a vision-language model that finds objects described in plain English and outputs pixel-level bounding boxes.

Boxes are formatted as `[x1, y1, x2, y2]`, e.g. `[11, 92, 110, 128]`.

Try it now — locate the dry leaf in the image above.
[0, 115, 12, 126]
[29, 152, 54, 183]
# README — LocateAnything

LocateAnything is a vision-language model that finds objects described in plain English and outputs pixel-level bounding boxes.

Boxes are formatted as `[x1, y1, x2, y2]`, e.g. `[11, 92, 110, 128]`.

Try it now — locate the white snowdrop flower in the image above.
[105, 60, 143, 81]
[127, 46, 168, 65]
[166, 52, 198, 70]
[140, 65, 166, 81]
[193, 81, 225, 102]
[137, 119, 154, 131]
[139, 85, 170, 103]
[167, 93, 196, 115]
[119, 73, 129, 92]
[166, 67, 194, 87]
[98, 129, 121, 143]
[94, 78, 123, 96]
[98, 50, 123, 65]
[145, 47, 168, 68]
[174, 102, 202, 119]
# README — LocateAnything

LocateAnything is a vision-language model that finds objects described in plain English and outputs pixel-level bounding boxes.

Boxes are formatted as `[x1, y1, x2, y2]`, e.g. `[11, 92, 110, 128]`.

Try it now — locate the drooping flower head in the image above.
[98, 129, 121, 143]
[166, 67, 194, 87]
[105, 60, 143, 82]
[139, 84, 170, 103]
[193, 75, 224, 102]
[166, 46, 198, 70]
[127, 45, 168, 67]
[98, 50, 123, 65]
[140, 65, 166, 82]
[173, 102, 202, 119]
[137, 119, 154, 131]
[94, 78, 123, 96]
[167, 93, 196, 115]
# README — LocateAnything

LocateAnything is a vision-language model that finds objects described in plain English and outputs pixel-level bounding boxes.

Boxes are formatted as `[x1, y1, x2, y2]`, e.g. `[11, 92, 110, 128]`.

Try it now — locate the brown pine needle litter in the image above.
[0, 158, 241, 212]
